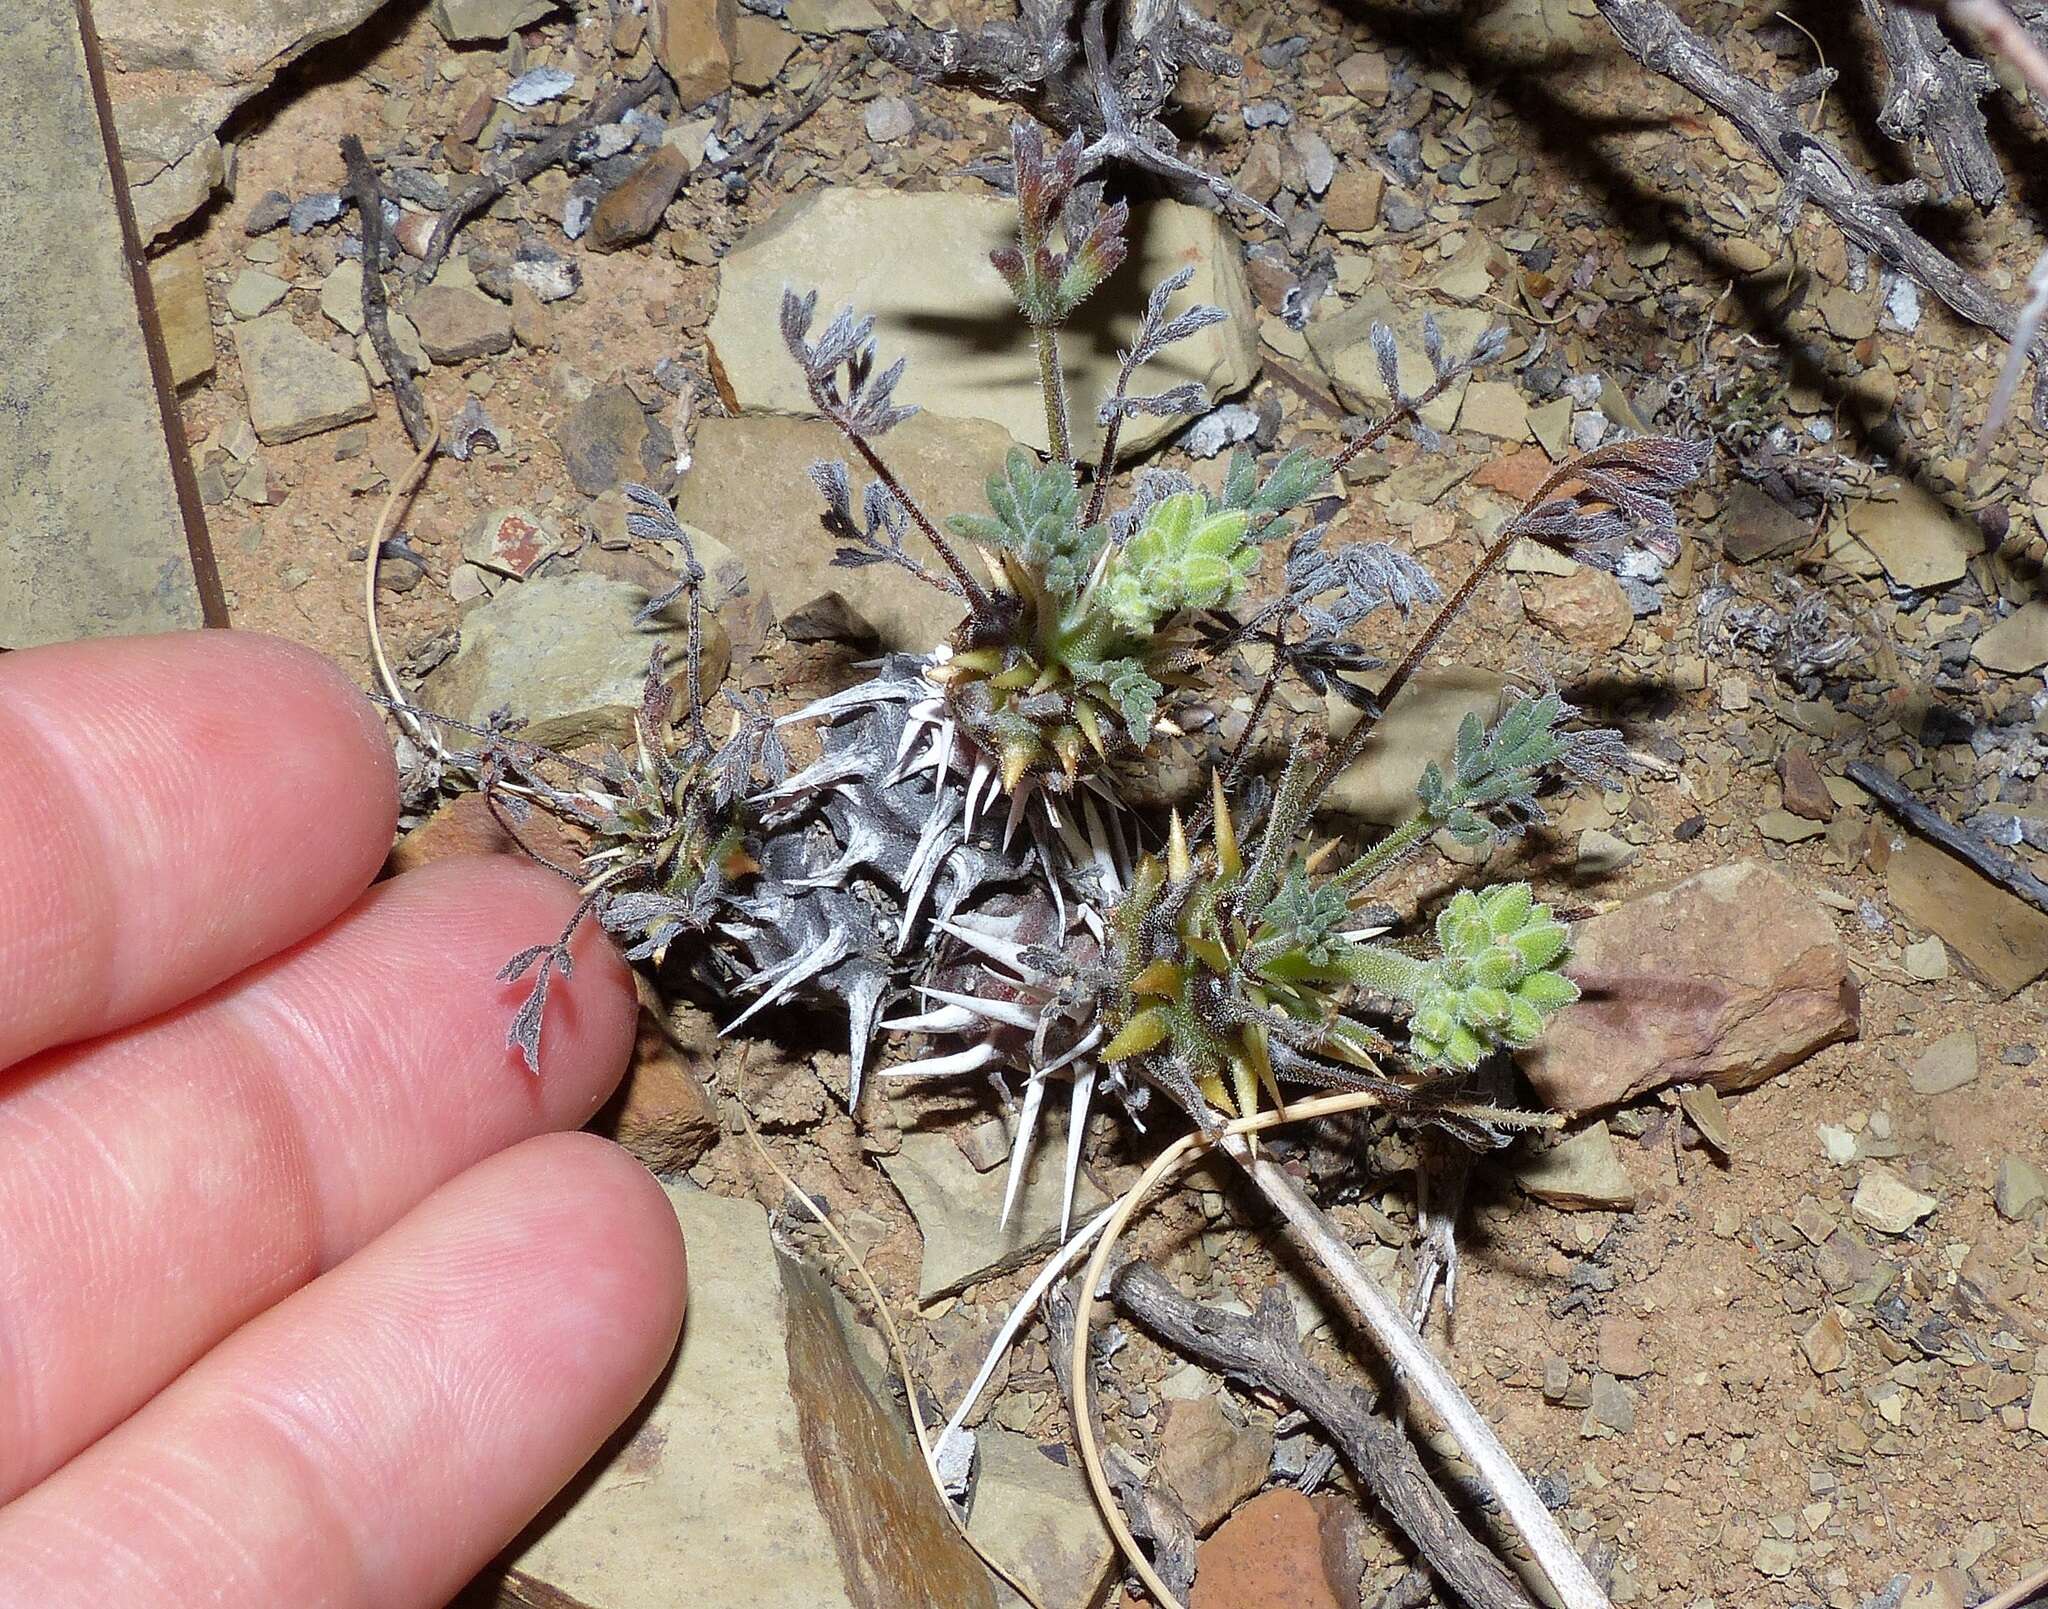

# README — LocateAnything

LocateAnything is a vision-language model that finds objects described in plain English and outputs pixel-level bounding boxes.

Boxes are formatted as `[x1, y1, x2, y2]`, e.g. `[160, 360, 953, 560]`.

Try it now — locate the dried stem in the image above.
[1112, 1262, 1538, 1609]
[339, 135, 432, 450]
[834, 425, 996, 615]
[1219, 1139, 1607, 1609]
[1065, 1092, 1595, 1609]
[1592, 0, 2046, 426]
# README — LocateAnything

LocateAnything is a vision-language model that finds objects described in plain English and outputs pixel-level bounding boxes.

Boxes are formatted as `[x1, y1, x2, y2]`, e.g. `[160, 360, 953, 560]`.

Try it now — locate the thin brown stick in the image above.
[1848, 760, 2048, 914]
[1979, 1561, 2048, 1609]
[423, 68, 667, 276]
[339, 135, 432, 450]
[1112, 1262, 1538, 1609]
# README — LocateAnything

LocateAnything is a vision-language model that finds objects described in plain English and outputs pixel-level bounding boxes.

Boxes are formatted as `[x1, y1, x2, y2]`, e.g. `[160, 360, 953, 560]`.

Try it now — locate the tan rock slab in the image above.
[675, 412, 1013, 650]
[1972, 600, 2048, 674]
[1886, 836, 2048, 998]
[1843, 479, 1980, 591]
[1321, 668, 1505, 824]
[653, 0, 737, 105]
[708, 187, 1257, 458]
[1, 0, 207, 644]
[1517, 1122, 1637, 1210]
[233, 312, 373, 444]
[149, 244, 214, 387]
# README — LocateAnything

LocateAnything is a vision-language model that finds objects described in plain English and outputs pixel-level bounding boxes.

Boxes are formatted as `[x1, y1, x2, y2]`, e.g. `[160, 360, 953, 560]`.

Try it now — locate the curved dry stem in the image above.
[1067, 1091, 1605, 1609]
[364, 408, 442, 751]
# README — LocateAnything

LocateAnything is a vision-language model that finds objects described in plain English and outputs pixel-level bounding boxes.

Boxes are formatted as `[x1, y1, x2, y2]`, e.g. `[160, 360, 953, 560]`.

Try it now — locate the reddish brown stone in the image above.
[382, 790, 582, 880]
[1778, 745, 1835, 821]
[1521, 861, 1859, 1113]
[598, 1009, 720, 1174]
[1189, 1490, 1343, 1609]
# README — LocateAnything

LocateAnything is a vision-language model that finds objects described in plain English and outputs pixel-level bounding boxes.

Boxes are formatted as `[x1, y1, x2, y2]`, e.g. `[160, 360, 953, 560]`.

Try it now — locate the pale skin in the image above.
[0, 631, 685, 1608]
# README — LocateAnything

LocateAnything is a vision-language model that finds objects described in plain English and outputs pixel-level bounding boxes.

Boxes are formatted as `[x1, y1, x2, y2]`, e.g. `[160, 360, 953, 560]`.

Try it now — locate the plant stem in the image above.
[1309, 517, 1528, 800]
[1036, 322, 1075, 471]
[1332, 810, 1435, 893]
[836, 426, 995, 614]
[1221, 1138, 1611, 1609]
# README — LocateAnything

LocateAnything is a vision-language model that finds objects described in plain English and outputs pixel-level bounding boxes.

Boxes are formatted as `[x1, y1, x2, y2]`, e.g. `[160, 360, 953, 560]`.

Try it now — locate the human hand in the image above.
[0, 632, 683, 1608]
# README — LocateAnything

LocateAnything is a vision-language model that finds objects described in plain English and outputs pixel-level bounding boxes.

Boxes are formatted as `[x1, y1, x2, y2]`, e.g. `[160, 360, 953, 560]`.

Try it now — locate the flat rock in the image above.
[1850, 1165, 1937, 1235]
[675, 412, 1012, 649]
[601, 1013, 720, 1174]
[226, 267, 290, 319]
[96, 0, 394, 238]
[1994, 1154, 2047, 1220]
[966, 1429, 1116, 1609]
[652, 0, 736, 104]
[1972, 600, 2048, 674]
[1520, 862, 1859, 1113]
[879, 1128, 1108, 1303]
[1322, 165, 1384, 232]
[1908, 1029, 1977, 1095]
[1156, 1398, 1274, 1533]
[1844, 479, 1980, 591]
[505, 1186, 991, 1608]
[422, 572, 729, 750]
[148, 244, 214, 387]
[588, 144, 691, 252]
[707, 187, 1257, 458]
[406, 283, 512, 362]
[1886, 836, 2048, 998]
[786, 0, 884, 29]
[430, 0, 555, 40]
[233, 312, 372, 445]
[1721, 480, 1811, 563]
[555, 383, 674, 496]
[1458, 378, 1529, 441]
[1189, 1490, 1345, 1609]
[1517, 1122, 1636, 1210]
[1321, 668, 1505, 823]
[1, 0, 207, 645]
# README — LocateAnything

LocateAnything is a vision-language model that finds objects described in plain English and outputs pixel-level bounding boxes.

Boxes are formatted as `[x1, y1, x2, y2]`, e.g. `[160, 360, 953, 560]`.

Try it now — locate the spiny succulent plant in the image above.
[784, 120, 1503, 814]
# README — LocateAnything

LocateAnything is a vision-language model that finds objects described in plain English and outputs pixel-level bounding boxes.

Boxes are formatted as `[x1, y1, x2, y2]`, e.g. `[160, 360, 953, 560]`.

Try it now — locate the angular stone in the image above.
[1993, 1154, 2046, 1220]
[652, 0, 737, 105]
[1850, 1165, 1937, 1235]
[555, 383, 673, 496]
[319, 260, 365, 334]
[879, 1129, 1108, 1303]
[1523, 564, 1632, 648]
[1188, 1490, 1345, 1609]
[966, 1430, 1116, 1609]
[1972, 600, 2048, 674]
[588, 144, 691, 252]
[1720, 480, 1811, 564]
[1800, 1311, 1847, 1374]
[94, 0, 394, 237]
[149, 244, 214, 387]
[1517, 1122, 1636, 1211]
[505, 1186, 990, 1608]
[463, 506, 555, 578]
[1520, 862, 1860, 1113]
[1157, 1398, 1273, 1533]
[708, 188, 1257, 457]
[675, 412, 1011, 650]
[422, 572, 729, 750]
[1322, 668, 1505, 824]
[1458, 378, 1529, 441]
[384, 788, 581, 877]
[731, 14, 797, 87]
[1844, 479, 1980, 591]
[1908, 1030, 1977, 1095]
[1, 0, 207, 645]
[1886, 837, 2048, 998]
[786, 0, 884, 29]
[430, 0, 555, 42]
[1322, 165, 1383, 232]
[226, 267, 290, 320]
[233, 313, 373, 444]
[406, 283, 512, 362]
[1778, 745, 1834, 820]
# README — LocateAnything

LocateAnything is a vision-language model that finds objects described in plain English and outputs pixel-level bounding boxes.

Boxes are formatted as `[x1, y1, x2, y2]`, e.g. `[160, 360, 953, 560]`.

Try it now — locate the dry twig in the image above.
[1848, 760, 2048, 914]
[340, 135, 433, 450]
[1112, 1263, 1539, 1609]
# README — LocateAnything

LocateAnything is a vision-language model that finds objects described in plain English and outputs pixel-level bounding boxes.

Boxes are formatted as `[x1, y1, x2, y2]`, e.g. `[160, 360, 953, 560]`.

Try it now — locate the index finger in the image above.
[0, 631, 397, 1069]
